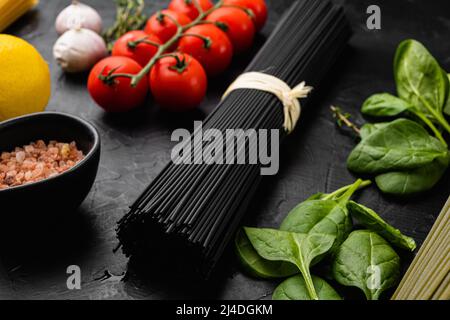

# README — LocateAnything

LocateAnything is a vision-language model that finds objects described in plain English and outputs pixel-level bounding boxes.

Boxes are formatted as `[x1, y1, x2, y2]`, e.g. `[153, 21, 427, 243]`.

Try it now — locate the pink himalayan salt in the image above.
[0, 140, 85, 190]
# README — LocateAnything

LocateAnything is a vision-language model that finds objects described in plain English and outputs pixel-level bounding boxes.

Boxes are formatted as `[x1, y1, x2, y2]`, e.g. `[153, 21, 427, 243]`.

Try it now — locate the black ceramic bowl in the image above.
[0, 112, 100, 218]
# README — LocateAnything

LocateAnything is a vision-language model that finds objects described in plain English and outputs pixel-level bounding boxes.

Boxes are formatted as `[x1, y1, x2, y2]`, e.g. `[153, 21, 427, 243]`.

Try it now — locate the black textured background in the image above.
[0, 0, 449, 300]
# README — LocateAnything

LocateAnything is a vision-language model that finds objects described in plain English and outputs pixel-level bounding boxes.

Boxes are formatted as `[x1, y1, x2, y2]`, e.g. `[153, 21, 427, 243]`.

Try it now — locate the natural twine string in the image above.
[222, 72, 313, 134]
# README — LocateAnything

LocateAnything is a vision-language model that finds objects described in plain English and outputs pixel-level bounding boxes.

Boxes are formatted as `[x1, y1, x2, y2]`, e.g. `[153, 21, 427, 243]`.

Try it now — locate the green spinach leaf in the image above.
[305, 180, 372, 201]
[347, 119, 448, 174]
[347, 201, 416, 251]
[361, 93, 413, 117]
[280, 200, 352, 257]
[279, 180, 369, 259]
[375, 153, 449, 196]
[234, 229, 298, 279]
[444, 74, 450, 116]
[332, 230, 401, 300]
[360, 123, 389, 140]
[273, 275, 341, 300]
[244, 227, 333, 300]
[394, 39, 448, 117]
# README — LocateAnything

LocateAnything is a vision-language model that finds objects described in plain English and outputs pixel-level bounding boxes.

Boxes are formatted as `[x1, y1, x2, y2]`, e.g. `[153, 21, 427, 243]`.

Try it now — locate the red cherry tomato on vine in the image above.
[112, 30, 161, 67]
[150, 53, 207, 112]
[206, 7, 255, 53]
[178, 24, 233, 76]
[88, 57, 148, 113]
[224, 0, 268, 31]
[168, 0, 214, 20]
[144, 9, 192, 44]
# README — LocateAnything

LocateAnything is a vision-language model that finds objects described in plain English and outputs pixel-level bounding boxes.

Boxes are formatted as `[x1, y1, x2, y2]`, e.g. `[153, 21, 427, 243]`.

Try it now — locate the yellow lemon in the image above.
[0, 34, 51, 122]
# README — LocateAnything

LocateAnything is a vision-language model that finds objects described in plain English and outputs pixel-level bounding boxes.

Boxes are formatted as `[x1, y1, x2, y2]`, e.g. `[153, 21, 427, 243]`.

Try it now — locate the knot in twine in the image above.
[222, 72, 313, 133]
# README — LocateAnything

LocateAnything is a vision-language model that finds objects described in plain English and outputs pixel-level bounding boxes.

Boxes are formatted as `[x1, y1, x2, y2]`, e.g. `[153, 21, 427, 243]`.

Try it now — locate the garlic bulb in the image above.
[55, 1, 103, 35]
[53, 28, 107, 73]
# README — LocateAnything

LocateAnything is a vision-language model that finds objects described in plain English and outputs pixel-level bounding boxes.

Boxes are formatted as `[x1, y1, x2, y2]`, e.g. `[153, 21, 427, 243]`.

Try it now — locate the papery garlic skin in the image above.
[55, 1, 103, 35]
[53, 28, 108, 73]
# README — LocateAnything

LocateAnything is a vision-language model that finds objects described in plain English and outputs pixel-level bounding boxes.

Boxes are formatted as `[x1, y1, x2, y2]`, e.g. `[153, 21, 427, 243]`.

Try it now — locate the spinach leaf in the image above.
[359, 123, 389, 140]
[279, 180, 369, 258]
[361, 93, 413, 117]
[347, 119, 448, 174]
[234, 229, 298, 279]
[243, 228, 307, 268]
[394, 40, 450, 134]
[394, 39, 448, 117]
[306, 180, 372, 201]
[332, 230, 401, 300]
[273, 275, 341, 300]
[347, 201, 416, 251]
[375, 153, 449, 196]
[280, 200, 352, 257]
[245, 227, 333, 300]
[444, 74, 450, 116]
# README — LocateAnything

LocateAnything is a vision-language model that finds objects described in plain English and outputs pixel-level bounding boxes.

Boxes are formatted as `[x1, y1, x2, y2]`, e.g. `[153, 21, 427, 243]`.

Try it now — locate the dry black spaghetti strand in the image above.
[117, 0, 352, 276]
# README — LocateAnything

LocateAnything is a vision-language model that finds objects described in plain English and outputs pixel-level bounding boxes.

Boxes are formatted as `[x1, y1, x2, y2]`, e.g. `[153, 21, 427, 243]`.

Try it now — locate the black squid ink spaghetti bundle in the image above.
[117, 0, 352, 275]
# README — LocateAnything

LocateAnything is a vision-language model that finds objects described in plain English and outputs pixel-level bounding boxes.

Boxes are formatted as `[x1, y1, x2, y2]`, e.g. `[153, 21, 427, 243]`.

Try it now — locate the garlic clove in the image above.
[55, 1, 103, 35]
[53, 28, 108, 73]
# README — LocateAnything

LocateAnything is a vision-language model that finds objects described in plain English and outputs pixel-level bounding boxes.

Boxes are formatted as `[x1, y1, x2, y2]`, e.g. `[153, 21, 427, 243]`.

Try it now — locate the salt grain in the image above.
[24, 145, 34, 153]
[16, 151, 26, 163]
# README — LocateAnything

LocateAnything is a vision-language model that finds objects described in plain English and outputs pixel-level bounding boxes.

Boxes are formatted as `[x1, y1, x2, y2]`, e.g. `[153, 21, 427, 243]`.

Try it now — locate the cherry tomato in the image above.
[178, 24, 233, 76]
[206, 7, 255, 53]
[168, 0, 214, 20]
[144, 9, 192, 44]
[88, 57, 148, 112]
[224, 0, 268, 31]
[150, 53, 207, 111]
[112, 30, 161, 67]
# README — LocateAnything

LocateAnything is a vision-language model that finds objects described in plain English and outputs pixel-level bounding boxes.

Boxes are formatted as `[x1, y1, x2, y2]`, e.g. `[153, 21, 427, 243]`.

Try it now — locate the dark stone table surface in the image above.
[0, 0, 449, 300]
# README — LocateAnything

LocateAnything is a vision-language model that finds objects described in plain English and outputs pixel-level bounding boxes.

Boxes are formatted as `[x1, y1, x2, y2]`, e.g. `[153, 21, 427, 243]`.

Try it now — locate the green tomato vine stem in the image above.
[127, 36, 161, 49]
[220, 4, 255, 18]
[102, 0, 226, 87]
